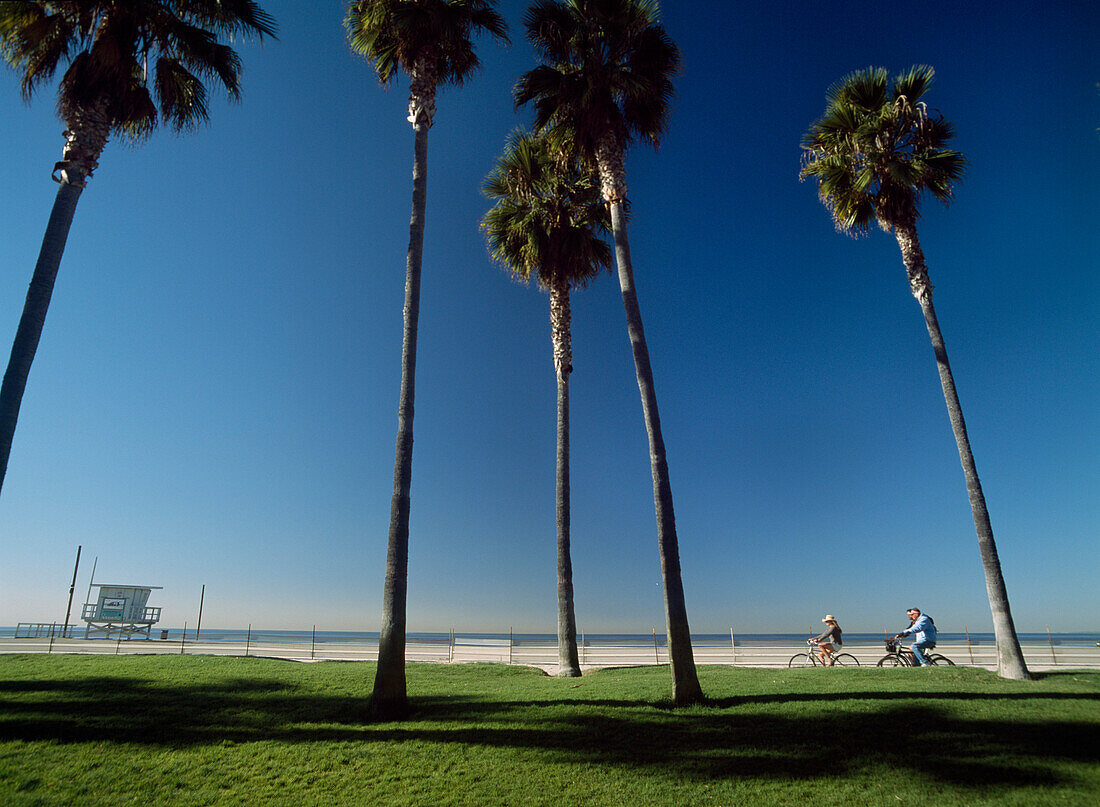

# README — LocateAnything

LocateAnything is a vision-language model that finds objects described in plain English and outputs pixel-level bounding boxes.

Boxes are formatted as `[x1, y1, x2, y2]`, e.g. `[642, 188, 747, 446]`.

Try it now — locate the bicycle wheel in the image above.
[788, 653, 815, 668]
[832, 653, 859, 666]
[928, 654, 955, 666]
[877, 654, 904, 667]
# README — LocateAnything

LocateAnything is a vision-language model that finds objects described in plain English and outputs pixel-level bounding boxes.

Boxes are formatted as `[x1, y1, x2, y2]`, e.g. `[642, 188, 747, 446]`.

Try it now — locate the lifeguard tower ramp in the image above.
[82, 584, 163, 639]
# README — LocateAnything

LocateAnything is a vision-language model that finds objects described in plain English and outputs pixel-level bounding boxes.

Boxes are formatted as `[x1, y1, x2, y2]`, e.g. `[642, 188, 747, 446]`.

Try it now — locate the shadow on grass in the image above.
[709, 688, 1100, 708]
[0, 670, 1096, 789]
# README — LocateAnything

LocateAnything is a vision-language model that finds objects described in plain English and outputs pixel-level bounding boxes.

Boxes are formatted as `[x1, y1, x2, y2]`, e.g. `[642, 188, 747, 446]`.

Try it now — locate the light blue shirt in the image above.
[903, 614, 937, 645]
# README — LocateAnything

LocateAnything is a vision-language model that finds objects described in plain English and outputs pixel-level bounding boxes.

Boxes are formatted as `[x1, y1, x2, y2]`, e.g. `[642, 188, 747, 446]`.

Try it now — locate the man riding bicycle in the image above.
[893, 608, 937, 666]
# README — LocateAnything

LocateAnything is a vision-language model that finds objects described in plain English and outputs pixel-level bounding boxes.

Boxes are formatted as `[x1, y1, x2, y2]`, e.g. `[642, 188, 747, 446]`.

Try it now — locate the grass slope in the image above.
[0, 655, 1097, 805]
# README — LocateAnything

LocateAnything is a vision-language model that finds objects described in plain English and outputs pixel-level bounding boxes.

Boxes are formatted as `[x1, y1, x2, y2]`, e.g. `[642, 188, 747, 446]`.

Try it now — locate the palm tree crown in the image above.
[799, 65, 966, 236]
[0, 1, 276, 144]
[346, 0, 507, 128]
[346, 0, 507, 84]
[514, 0, 679, 199]
[482, 130, 611, 295]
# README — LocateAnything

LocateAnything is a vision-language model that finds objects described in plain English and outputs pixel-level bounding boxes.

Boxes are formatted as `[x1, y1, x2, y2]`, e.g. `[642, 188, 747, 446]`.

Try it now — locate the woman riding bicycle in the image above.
[810, 615, 843, 666]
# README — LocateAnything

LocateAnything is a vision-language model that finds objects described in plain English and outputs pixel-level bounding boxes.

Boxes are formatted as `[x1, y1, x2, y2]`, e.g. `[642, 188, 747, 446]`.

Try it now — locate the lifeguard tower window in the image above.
[82, 584, 163, 640]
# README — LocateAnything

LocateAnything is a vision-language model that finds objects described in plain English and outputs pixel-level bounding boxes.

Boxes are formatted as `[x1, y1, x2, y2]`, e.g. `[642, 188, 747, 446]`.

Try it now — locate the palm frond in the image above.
[0, 2, 75, 99]
[522, 0, 575, 63]
[174, 0, 278, 39]
[893, 64, 934, 107]
[154, 56, 209, 129]
[828, 66, 888, 111]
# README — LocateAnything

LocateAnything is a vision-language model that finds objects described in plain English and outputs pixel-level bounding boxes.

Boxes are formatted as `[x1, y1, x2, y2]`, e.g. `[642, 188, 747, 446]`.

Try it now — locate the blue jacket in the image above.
[903, 614, 937, 645]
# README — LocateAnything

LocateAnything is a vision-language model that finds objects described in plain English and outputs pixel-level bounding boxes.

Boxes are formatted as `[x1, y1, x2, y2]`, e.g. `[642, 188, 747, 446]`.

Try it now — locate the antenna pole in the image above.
[196, 585, 205, 640]
[62, 545, 81, 637]
[84, 556, 98, 611]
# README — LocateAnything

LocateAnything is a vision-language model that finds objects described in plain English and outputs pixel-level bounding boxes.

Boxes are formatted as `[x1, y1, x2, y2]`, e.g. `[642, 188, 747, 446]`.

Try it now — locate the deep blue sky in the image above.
[1, 1, 1096, 635]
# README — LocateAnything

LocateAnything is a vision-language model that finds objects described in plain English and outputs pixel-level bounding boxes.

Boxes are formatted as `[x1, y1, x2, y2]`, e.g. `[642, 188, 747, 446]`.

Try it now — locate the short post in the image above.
[653, 627, 660, 664]
[311, 625, 317, 660]
[730, 627, 736, 666]
[581, 630, 586, 665]
[116, 631, 123, 654]
[180, 622, 187, 655]
[449, 628, 454, 662]
[245, 624, 251, 657]
[508, 627, 513, 665]
[1046, 624, 1057, 665]
[964, 625, 975, 665]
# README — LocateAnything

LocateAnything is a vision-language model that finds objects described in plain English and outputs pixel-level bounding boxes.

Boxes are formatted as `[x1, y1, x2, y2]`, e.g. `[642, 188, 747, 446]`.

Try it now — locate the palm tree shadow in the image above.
[405, 695, 1094, 787]
[709, 689, 1100, 709]
[1, 675, 1095, 788]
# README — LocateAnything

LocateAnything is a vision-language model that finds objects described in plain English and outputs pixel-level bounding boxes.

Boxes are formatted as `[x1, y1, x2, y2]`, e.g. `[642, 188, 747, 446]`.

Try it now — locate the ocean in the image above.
[4, 626, 1097, 648]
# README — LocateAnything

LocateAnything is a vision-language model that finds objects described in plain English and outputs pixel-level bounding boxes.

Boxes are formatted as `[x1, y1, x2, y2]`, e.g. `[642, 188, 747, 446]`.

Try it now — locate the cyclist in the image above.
[893, 608, 937, 666]
[810, 615, 843, 666]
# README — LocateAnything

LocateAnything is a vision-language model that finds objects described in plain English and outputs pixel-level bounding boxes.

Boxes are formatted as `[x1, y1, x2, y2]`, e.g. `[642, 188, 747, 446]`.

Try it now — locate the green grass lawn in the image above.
[0, 655, 1097, 806]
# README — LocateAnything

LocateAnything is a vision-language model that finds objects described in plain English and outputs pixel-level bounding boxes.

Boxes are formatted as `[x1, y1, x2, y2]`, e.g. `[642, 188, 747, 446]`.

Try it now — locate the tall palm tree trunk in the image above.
[550, 280, 581, 677]
[607, 196, 704, 706]
[371, 76, 435, 720]
[0, 115, 107, 498]
[896, 221, 1029, 680]
[0, 181, 84, 495]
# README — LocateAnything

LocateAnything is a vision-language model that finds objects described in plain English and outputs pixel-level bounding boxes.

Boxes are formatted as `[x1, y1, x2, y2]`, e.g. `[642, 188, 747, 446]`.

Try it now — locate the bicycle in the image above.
[876, 638, 955, 667]
[788, 639, 860, 668]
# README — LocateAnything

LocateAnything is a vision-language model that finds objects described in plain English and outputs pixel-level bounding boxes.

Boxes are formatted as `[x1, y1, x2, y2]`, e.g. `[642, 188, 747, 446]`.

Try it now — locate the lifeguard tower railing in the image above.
[81, 603, 162, 623]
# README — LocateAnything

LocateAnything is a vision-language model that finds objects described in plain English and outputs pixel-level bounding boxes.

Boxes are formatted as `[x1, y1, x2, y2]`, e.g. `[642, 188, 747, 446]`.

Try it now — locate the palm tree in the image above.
[0, 1, 276, 498]
[515, 0, 703, 705]
[345, 0, 507, 719]
[482, 130, 612, 677]
[800, 65, 1030, 680]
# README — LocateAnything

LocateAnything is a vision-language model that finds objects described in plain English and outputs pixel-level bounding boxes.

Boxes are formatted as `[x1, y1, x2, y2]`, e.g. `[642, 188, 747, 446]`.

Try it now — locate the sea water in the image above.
[3, 626, 1096, 648]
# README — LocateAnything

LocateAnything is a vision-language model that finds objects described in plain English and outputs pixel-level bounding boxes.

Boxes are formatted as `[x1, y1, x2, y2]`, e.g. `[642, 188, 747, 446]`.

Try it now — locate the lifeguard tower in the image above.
[82, 584, 163, 639]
